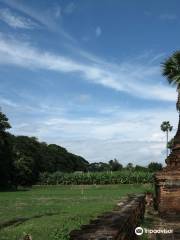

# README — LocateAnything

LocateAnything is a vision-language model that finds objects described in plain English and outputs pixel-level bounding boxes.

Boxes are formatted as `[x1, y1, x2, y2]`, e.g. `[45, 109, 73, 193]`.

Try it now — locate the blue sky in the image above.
[0, 0, 180, 165]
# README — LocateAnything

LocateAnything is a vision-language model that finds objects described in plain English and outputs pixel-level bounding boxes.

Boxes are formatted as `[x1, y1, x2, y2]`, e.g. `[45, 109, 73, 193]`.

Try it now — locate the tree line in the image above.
[0, 110, 162, 189]
[87, 160, 162, 172]
[0, 110, 88, 189]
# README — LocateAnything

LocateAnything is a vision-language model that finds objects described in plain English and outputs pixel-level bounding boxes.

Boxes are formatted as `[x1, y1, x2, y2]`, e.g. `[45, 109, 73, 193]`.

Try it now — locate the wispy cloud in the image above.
[145, 11, 178, 21]
[0, 34, 176, 102]
[77, 94, 91, 103]
[63, 140, 166, 165]
[50, 108, 177, 164]
[0, 97, 18, 107]
[159, 13, 177, 20]
[0, 1, 178, 165]
[95, 26, 102, 37]
[64, 2, 76, 15]
[51, 2, 75, 20]
[9, 102, 177, 164]
[1, 0, 54, 29]
[0, 8, 38, 29]
[0, 0, 75, 42]
[54, 5, 61, 19]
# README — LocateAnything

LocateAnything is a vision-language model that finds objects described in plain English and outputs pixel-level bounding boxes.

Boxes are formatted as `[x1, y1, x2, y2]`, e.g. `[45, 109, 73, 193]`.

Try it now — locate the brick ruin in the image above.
[155, 115, 180, 219]
[69, 194, 145, 240]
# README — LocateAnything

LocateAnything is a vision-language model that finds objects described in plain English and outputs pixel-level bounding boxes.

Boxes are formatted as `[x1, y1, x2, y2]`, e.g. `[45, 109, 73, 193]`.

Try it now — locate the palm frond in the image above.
[162, 51, 180, 87]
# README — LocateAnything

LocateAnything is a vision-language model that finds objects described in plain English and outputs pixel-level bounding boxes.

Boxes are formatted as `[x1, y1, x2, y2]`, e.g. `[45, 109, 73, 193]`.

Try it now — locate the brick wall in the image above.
[155, 170, 180, 219]
[69, 194, 145, 240]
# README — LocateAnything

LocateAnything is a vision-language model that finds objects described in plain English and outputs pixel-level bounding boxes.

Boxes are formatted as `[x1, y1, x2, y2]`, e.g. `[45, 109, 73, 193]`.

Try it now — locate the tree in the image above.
[0, 110, 13, 188]
[88, 162, 110, 172]
[109, 159, 123, 171]
[135, 165, 148, 171]
[0, 110, 90, 188]
[126, 162, 133, 170]
[13, 155, 34, 187]
[167, 137, 174, 152]
[162, 51, 180, 112]
[160, 121, 173, 157]
[12, 138, 89, 184]
[148, 162, 162, 172]
[162, 51, 180, 156]
[0, 111, 11, 132]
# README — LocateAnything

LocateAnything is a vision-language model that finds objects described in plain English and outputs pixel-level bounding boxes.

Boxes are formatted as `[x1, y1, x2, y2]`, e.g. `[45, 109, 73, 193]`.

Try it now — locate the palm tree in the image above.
[162, 51, 180, 111]
[167, 137, 174, 153]
[160, 121, 173, 157]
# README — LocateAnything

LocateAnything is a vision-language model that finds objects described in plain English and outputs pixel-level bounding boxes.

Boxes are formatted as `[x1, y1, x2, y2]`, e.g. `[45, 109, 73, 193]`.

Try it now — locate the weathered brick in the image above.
[69, 194, 145, 240]
[155, 117, 180, 220]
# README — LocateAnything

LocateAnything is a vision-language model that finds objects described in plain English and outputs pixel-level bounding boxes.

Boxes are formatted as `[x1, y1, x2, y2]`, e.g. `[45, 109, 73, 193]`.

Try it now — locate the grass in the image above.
[0, 184, 152, 240]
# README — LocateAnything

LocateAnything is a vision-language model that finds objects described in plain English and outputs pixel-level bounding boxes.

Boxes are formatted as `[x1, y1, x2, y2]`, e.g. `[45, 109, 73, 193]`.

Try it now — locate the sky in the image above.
[0, 0, 180, 166]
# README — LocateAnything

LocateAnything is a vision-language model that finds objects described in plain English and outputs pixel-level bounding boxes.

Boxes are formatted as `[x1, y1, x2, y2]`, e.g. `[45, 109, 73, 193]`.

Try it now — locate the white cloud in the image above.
[160, 13, 177, 20]
[0, 8, 38, 29]
[37, 108, 177, 142]
[0, 97, 18, 108]
[82, 36, 90, 42]
[95, 26, 102, 37]
[62, 140, 166, 166]
[77, 94, 91, 103]
[0, 0, 75, 42]
[145, 11, 177, 21]
[1, 1, 53, 29]
[0, 35, 176, 102]
[64, 2, 76, 15]
[9, 105, 177, 165]
[54, 5, 61, 19]
[0, 2, 178, 166]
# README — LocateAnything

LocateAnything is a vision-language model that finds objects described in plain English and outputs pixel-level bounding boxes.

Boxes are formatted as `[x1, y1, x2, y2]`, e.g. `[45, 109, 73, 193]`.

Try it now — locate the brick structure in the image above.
[155, 116, 180, 219]
[69, 194, 145, 240]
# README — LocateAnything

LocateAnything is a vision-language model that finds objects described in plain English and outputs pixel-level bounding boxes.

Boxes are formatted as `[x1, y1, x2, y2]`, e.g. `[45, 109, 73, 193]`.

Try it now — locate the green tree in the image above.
[0, 110, 13, 188]
[0, 111, 11, 132]
[14, 155, 34, 186]
[12, 136, 89, 186]
[88, 162, 110, 172]
[162, 51, 180, 111]
[162, 51, 180, 156]
[109, 159, 123, 171]
[167, 137, 174, 152]
[135, 165, 148, 172]
[0, 110, 89, 188]
[148, 162, 162, 172]
[160, 121, 173, 157]
[126, 162, 133, 170]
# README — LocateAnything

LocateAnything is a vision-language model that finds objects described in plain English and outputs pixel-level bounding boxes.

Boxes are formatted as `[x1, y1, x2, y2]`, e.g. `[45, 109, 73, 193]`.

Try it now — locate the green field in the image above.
[0, 184, 152, 240]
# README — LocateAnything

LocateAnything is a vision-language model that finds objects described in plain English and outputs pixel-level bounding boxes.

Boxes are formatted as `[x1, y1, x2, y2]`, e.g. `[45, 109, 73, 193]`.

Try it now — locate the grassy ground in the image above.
[0, 184, 152, 240]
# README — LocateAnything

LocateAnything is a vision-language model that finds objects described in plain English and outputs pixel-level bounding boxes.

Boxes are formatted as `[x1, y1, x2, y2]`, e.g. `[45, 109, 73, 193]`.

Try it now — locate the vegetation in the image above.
[0, 109, 162, 189]
[162, 51, 180, 112]
[0, 184, 152, 240]
[0, 110, 88, 189]
[0, 111, 14, 189]
[160, 121, 173, 156]
[2, 52, 180, 239]
[167, 137, 174, 152]
[38, 161, 163, 185]
[162, 51, 180, 157]
[39, 170, 154, 185]
[147, 162, 162, 172]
